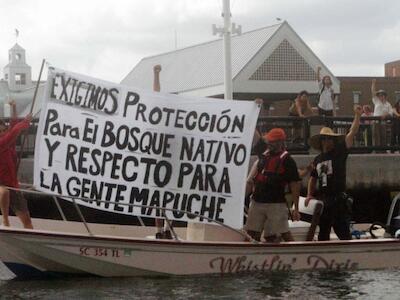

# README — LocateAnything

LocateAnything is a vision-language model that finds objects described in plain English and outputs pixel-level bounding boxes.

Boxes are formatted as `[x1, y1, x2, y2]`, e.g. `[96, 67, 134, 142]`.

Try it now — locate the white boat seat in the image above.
[294, 196, 324, 241]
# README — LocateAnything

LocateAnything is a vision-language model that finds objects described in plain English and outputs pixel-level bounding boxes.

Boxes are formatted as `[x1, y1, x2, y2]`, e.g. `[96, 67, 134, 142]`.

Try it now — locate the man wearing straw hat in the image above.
[245, 128, 301, 242]
[306, 105, 362, 241]
[371, 79, 393, 147]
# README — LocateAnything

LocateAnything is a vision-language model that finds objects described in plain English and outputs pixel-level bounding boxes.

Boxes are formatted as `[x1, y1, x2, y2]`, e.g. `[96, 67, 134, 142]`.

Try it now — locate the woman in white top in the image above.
[317, 66, 336, 117]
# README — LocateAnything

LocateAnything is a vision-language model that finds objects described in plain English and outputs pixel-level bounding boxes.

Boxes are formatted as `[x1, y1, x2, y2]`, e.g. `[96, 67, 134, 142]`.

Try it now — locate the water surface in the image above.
[1, 268, 399, 299]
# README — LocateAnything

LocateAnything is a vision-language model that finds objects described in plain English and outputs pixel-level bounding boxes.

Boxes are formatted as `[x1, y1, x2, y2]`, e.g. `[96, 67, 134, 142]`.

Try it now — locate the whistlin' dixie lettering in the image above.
[209, 254, 359, 274]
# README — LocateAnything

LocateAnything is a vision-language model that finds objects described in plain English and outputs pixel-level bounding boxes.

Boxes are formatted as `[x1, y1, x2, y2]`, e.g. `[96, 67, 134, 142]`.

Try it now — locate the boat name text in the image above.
[209, 254, 359, 274]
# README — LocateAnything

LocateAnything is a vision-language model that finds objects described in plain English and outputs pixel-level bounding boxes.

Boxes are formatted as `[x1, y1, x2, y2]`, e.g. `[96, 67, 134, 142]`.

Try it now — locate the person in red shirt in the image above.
[0, 100, 33, 228]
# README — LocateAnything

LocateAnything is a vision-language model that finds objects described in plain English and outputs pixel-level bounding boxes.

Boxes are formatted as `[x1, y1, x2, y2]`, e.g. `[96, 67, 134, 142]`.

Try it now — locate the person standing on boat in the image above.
[0, 100, 33, 229]
[306, 105, 362, 241]
[245, 128, 301, 242]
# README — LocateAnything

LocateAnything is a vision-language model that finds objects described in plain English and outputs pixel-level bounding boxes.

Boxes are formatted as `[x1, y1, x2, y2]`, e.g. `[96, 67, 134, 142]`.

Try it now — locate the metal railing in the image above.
[256, 116, 400, 154]
[6, 185, 256, 243]
[3, 116, 400, 156]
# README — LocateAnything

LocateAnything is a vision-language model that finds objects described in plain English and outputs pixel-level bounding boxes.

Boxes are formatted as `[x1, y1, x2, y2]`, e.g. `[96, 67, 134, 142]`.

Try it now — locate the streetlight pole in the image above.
[212, 0, 241, 100]
[222, 0, 232, 100]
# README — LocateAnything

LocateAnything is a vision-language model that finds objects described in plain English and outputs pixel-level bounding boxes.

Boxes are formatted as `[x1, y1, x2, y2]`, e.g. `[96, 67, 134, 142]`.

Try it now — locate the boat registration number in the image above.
[79, 247, 121, 257]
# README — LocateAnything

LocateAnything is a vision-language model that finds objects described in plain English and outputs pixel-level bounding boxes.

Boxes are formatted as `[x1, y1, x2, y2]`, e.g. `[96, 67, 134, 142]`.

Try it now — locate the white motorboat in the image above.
[0, 194, 399, 279]
[2, 67, 399, 279]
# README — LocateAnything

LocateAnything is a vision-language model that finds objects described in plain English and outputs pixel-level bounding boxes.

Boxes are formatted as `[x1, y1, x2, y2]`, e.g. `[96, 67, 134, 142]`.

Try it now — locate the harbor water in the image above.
[0, 263, 399, 299]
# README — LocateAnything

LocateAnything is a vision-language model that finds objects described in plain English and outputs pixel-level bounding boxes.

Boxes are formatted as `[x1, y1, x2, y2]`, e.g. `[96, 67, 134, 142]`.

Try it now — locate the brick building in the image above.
[337, 77, 400, 115]
[385, 60, 400, 77]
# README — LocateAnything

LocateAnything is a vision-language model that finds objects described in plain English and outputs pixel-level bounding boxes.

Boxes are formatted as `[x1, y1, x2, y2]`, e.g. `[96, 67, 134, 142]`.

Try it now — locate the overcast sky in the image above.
[0, 0, 399, 82]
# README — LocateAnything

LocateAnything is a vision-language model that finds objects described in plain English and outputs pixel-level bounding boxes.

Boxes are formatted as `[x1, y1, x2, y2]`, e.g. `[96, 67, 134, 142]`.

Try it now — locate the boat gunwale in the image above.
[0, 227, 399, 248]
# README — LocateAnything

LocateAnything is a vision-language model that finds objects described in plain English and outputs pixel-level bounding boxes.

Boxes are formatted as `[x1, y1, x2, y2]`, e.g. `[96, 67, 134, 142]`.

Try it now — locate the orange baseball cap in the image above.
[264, 128, 286, 142]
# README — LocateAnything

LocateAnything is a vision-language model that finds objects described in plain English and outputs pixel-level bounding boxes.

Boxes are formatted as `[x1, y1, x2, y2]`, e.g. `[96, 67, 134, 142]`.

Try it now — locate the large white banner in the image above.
[34, 68, 260, 228]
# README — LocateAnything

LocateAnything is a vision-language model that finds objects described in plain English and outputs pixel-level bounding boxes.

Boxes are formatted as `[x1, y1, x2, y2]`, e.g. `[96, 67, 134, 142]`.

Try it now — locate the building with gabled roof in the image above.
[121, 21, 340, 113]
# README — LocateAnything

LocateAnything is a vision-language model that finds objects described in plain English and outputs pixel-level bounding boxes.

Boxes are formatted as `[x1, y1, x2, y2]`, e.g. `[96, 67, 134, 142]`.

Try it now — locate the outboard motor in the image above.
[386, 193, 400, 237]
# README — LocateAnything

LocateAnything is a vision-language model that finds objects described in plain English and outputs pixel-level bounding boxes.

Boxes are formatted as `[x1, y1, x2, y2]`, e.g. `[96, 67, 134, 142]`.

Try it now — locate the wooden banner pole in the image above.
[17, 58, 46, 172]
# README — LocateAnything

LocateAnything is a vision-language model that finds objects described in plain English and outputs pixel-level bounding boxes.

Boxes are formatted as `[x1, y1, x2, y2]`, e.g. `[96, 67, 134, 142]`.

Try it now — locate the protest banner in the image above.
[34, 67, 260, 228]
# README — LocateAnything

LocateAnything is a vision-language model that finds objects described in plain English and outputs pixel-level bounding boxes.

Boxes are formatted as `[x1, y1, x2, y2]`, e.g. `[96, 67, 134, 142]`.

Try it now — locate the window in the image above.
[15, 73, 26, 85]
[352, 91, 361, 104]
[4, 74, 8, 80]
[15, 53, 21, 61]
[393, 67, 397, 77]
[395, 91, 400, 102]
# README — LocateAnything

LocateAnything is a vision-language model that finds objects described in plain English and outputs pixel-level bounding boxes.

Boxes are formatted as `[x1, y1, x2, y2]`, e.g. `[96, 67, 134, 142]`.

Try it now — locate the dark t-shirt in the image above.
[310, 141, 348, 197]
[253, 153, 300, 203]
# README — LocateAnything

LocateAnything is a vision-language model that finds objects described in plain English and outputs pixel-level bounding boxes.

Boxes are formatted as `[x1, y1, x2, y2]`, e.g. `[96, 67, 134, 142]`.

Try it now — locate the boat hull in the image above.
[0, 227, 399, 278]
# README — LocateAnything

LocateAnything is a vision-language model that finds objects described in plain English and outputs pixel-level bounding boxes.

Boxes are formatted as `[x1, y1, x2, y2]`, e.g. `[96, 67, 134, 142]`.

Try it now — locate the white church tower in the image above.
[3, 43, 33, 91]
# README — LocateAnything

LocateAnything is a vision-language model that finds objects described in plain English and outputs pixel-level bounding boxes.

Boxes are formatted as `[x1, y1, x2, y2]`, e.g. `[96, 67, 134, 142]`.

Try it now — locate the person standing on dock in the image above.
[0, 100, 33, 229]
[288, 91, 314, 143]
[391, 98, 400, 147]
[245, 128, 301, 242]
[306, 105, 362, 241]
[371, 79, 393, 147]
[316, 66, 336, 117]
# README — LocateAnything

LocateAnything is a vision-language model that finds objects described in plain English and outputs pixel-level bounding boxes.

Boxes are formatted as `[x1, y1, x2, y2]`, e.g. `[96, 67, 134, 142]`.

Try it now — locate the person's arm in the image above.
[8, 100, 18, 128]
[153, 65, 161, 92]
[9, 100, 17, 120]
[284, 157, 301, 221]
[306, 100, 314, 116]
[393, 106, 400, 117]
[332, 93, 337, 117]
[295, 99, 304, 117]
[345, 105, 362, 148]
[251, 98, 264, 148]
[252, 129, 261, 147]
[0, 114, 31, 149]
[387, 103, 393, 117]
[305, 176, 317, 206]
[371, 79, 377, 96]
[245, 161, 258, 197]
[371, 79, 380, 106]
[289, 181, 301, 221]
